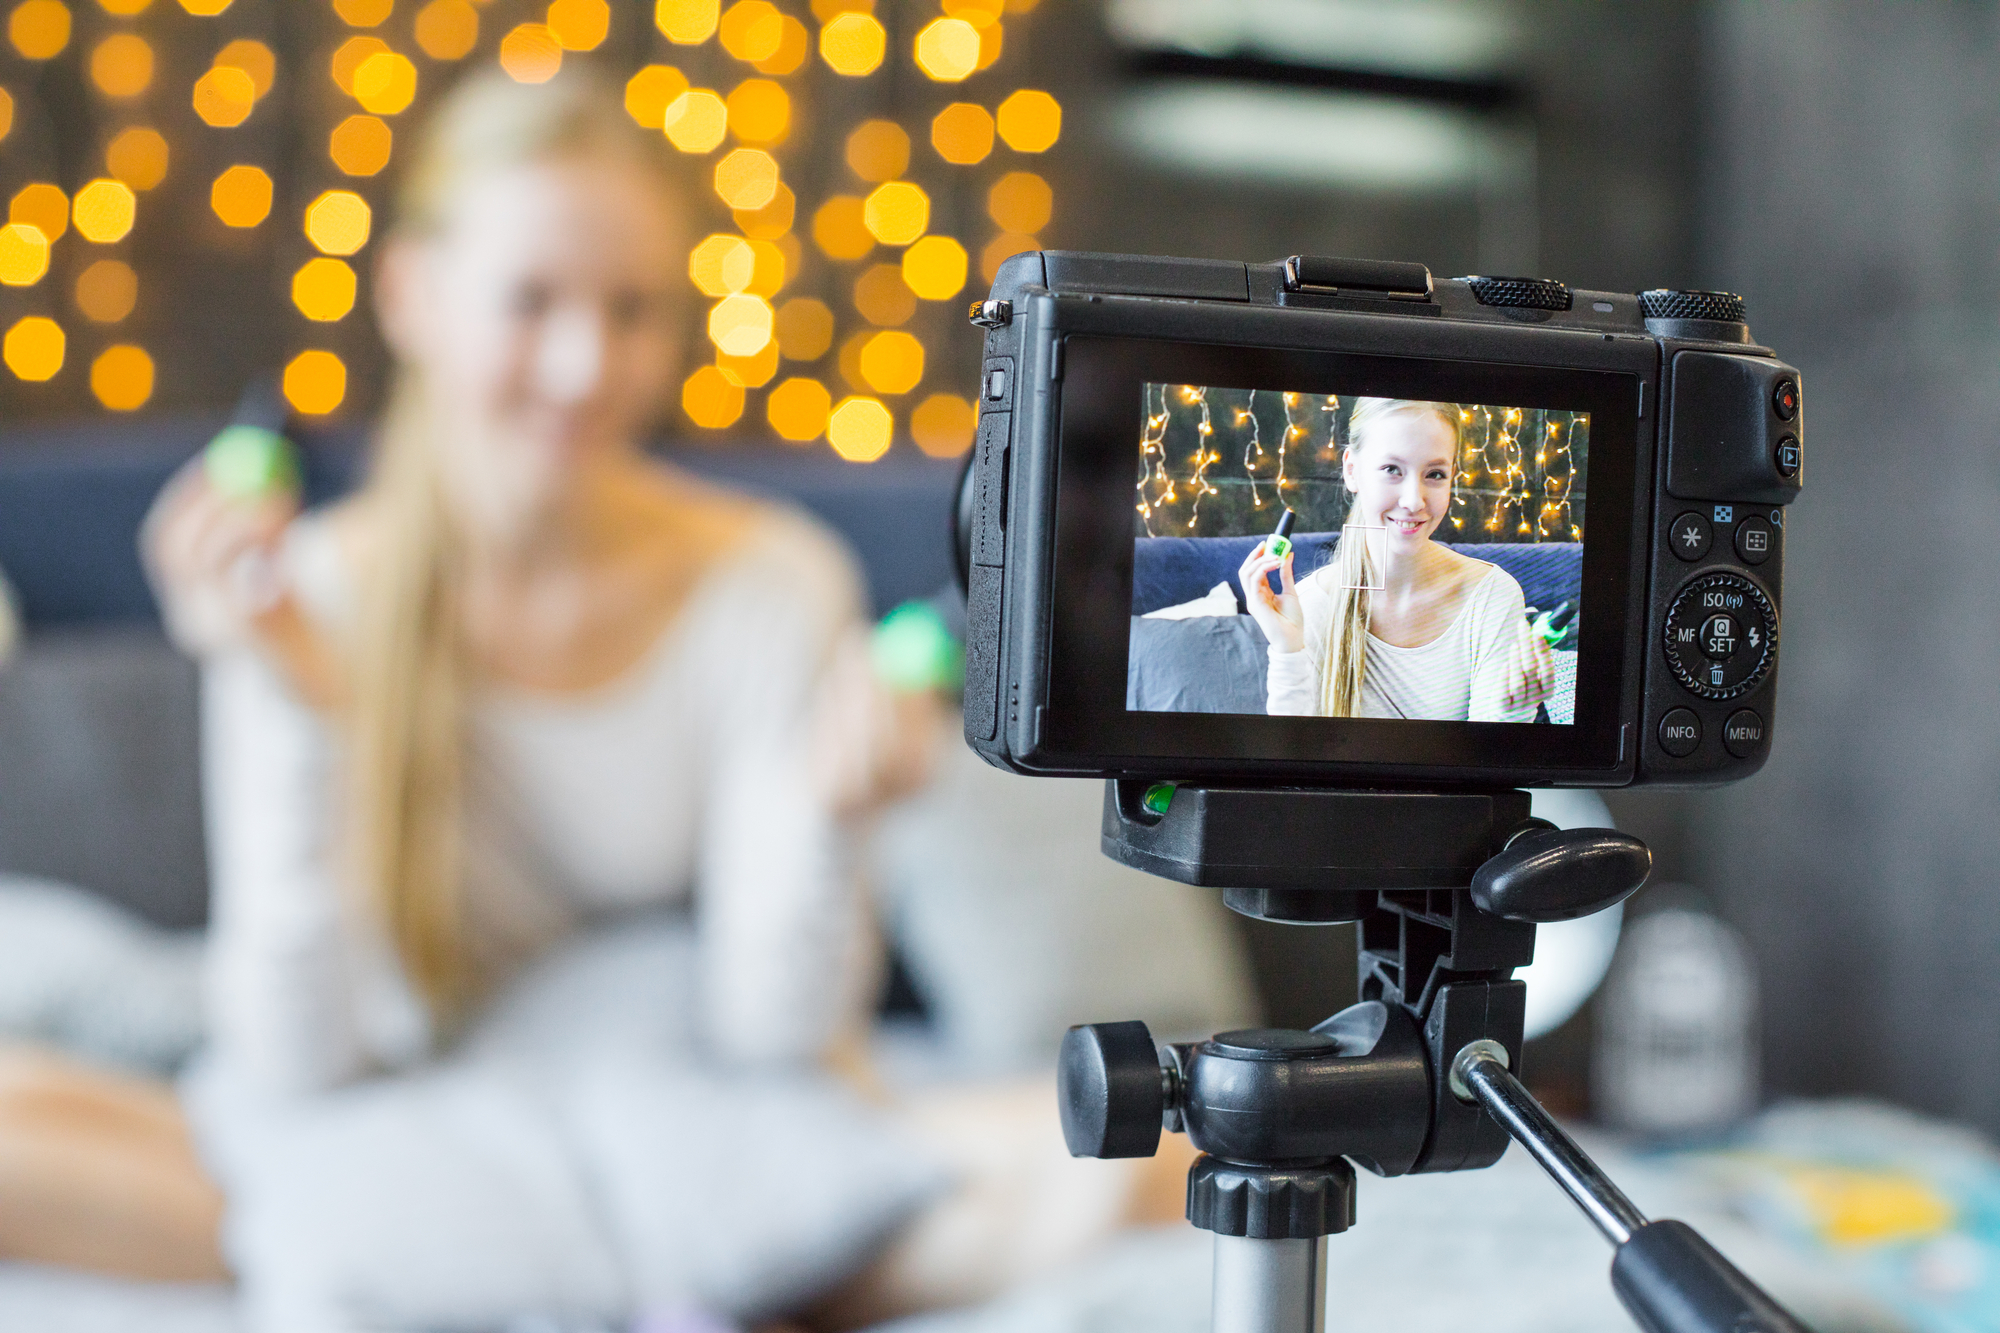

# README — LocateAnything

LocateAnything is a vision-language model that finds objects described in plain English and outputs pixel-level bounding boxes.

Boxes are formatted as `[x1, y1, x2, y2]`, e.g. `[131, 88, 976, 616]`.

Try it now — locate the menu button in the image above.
[1723, 709, 1765, 758]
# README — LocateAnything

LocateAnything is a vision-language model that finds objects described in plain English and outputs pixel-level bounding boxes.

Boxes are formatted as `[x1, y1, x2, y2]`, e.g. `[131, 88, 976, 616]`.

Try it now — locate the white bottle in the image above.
[1592, 905, 1759, 1136]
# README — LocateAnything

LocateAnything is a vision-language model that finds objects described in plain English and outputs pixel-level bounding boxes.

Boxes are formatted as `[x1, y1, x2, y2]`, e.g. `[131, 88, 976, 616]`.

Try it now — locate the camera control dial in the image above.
[1664, 572, 1777, 700]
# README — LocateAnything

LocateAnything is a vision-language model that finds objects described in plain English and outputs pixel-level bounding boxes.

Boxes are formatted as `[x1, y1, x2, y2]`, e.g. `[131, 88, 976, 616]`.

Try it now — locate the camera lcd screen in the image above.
[1128, 385, 1588, 727]
[1038, 333, 1641, 780]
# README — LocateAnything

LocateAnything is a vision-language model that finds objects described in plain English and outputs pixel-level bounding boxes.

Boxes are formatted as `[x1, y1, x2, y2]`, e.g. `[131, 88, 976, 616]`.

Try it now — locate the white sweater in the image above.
[1265, 562, 1540, 723]
[198, 499, 876, 1097]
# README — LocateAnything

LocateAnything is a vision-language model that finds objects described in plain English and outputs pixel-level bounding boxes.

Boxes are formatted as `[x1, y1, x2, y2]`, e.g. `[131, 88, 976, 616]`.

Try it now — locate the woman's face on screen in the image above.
[380, 155, 687, 526]
[1342, 410, 1456, 553]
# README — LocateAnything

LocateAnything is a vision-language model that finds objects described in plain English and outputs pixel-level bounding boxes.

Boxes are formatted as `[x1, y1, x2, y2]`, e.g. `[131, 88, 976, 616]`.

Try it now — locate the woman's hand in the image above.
[141, 457, 299, 657]
[1502, 624, 1557, 714]
[810, 626, 947, 822]
[1237, 540, 1304, 654]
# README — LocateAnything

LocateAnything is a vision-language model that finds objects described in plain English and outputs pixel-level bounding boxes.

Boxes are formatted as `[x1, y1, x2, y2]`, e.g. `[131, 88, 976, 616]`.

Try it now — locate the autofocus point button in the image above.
[1669, 511, 1710, 562]
[1734, 515, 1774, 565]
[1658, 708, 1701, 757]
[1723, 709, 1765, 758]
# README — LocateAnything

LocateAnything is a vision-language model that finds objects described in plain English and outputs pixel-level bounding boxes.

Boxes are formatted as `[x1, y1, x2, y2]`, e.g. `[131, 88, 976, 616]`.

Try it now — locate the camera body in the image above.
[959, 252, 1802, 790]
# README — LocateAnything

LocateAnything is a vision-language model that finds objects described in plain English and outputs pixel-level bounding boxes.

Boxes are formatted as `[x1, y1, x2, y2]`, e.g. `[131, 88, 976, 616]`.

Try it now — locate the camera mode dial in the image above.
[1460, 275, 1573, 312]
[1640, 289, 1746, 323]
[1663, 572, 1777, 701]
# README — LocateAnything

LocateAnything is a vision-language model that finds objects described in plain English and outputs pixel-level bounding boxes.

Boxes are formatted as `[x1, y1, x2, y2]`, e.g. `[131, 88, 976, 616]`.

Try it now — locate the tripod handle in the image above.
[1451, 1046, 1814, 1333]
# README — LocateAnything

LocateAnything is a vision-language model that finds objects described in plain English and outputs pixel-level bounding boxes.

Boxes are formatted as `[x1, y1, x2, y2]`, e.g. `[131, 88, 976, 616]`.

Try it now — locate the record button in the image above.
[1658, 708, 1701, 757]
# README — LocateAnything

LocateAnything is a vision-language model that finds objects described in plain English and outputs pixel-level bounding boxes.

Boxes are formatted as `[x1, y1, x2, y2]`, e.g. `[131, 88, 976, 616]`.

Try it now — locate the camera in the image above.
[956, 252, 1802, 790]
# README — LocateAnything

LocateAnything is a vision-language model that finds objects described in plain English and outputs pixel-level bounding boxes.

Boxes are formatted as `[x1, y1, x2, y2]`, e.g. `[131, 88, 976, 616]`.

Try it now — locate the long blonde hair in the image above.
[1315, 398, 1462, 717]
[346, 70, 685, 1024]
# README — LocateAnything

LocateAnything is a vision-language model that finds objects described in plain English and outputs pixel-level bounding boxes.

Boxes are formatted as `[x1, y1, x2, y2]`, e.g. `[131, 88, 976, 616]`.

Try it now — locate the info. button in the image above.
[1658, 708, 1702, 758]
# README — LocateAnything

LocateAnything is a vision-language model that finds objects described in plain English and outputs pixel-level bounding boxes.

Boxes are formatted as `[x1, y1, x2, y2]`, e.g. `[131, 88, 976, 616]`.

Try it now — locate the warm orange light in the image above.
[414, 0, 477, 58]
[304, 190, 371, 255]
[90, 32, 153, 97]
[106, 128, 170, 191]
[329, 115, 392, 176]
[767, 377, 830, 441]
[75, 258, 137, 321]
[655, 0, 718, 44]
[330, 36, 390, 95]
[353, 51, 416, 113]
[625, 64, 688, 128]
[215, 37, 274, 98]
[719, 0, 783, 61]
[548, 0, 609, 51]
[943, 0, 1002, 23]
[193, 65, 256, 127]
[775, 297, 833, 360]
[852, 263, 914, 326]
[663, 89, 728, 152]
[744, 238, 787, 296]
[863, 181, 928, 246]
[931, 103, 994, 164]
[902, 235, 969, 301]
[976, 18, 1003, 69]
[499, 23, 562, 82]
[837, 328, 870, 388]
[689, 233, 756, 297]
[911, 392, 976, 457]
[708, 293, 774, 356]
[715, 339, 779, 388]
[8, 1, 69, 60]
[753, 14, 807, 74]
[812, 195, 872, 260]
[72, 179, 136, 243]
[725, 77, 789, 143]
[845, 119, 908, 183]
[0, 89, 13, 144]
[177, 0, 231, 14]
[810, 0, 871, 17]
[987, 170, 1051, 232]
[0, 224, 49, 287]
[858, 329, 923, 395]
[283, 350, 346, 415]
[10, 183, 68, 243]
[98, 0, 151, 14]
[90, 343, 152, 410]
[818, 11, 884, 76]
[913, 17, 979, 81]
[827, 396, 892, 461]
[682, 364, 744, 428]
[4, 316, 64, 380]
[733, 181, 794, 239]
[210, 165, 272, 228]
[981, 230, 1036, 281]
[997, 90, 1061, 151]
[713, 148, 779, 210]
[293, 257, 357, 321]
[332, 0, 391, 26]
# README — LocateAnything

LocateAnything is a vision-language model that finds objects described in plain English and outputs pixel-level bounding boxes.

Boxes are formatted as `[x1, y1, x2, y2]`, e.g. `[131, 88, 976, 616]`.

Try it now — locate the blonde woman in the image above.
[1239, 397, 1555, 721]
[0, 71, 1189, 1331]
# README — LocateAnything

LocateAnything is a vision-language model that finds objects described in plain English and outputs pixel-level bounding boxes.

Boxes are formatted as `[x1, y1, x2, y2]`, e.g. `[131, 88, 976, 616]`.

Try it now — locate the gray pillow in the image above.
[1125, 614, 1268, 715]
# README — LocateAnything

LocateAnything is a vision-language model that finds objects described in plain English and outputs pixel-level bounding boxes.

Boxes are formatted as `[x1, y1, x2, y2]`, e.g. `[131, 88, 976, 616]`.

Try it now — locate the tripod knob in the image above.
[1058, 1021, 1165, 1158]
[1471, 823, 1652, 922]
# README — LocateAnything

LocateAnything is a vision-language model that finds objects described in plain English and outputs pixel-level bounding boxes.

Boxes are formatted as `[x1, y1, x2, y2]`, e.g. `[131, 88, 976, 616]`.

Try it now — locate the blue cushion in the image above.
[1125, 614, 1269, 714]
[1133, 535, 1582, 617]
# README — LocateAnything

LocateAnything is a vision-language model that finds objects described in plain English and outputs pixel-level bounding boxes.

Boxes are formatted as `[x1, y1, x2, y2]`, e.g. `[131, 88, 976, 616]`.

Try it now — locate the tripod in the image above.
[1058, 783, 1810, 1333]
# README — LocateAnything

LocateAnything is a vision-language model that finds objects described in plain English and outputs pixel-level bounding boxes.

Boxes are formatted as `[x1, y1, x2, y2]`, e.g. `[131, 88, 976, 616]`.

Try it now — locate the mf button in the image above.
[1723, 709, 1765, 758]
[1658, 708, 1702, 758]
[1668, 511, 1710, 562]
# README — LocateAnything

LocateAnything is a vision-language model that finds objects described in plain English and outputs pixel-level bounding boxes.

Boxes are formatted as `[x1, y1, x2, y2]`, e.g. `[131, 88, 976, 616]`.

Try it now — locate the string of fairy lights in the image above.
[0, 0, 1054, 462]
[1135, 386, 1589, 542]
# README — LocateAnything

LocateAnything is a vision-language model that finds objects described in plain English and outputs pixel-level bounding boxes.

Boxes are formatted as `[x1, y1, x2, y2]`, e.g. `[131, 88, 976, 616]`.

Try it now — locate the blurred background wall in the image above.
[6, 0, 2000, 1135]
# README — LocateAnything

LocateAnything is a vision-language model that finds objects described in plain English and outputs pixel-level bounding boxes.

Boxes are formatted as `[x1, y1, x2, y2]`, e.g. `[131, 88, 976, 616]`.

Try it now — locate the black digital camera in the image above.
[956, 253, 1802, 789]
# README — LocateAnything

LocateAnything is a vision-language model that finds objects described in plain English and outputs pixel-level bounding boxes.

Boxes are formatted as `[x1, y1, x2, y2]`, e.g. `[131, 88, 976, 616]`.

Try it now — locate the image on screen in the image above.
[1127, 385, 1589, 724]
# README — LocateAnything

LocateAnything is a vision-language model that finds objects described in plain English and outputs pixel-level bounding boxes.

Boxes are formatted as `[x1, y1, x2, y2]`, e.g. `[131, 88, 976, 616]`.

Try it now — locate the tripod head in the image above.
[1057, 783, 1810, 1333]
